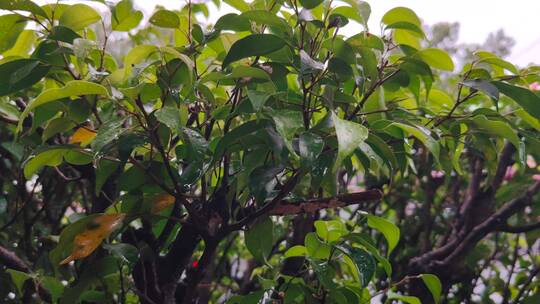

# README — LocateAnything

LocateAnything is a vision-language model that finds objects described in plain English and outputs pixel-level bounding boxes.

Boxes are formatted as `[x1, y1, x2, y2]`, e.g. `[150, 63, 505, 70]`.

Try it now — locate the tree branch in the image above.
[268, 189, 383, 215]
[440, 181, 540, 266]
[492, 142, 516, 190]
[226, 170, 304, 232]
[497, 221, 540, 233]
[0, 245, 30, 272]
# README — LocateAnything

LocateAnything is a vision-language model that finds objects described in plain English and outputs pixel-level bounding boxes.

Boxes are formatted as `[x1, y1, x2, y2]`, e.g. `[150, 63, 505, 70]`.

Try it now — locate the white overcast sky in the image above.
[30, 0, 540, 66]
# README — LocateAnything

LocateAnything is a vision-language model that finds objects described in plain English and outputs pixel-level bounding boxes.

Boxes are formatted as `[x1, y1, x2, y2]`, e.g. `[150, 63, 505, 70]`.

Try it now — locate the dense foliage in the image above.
[0, 0, 539, 303]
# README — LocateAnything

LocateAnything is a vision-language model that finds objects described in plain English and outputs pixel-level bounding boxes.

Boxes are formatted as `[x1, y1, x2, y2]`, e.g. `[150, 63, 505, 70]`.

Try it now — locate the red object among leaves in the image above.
[192, 260, 199, 268]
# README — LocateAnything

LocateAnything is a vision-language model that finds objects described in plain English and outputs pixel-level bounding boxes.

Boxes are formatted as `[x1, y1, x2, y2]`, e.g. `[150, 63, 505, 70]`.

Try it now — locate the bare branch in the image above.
[492, 143, 516, 190]
[268, 189, 383, 215]
[0, 245, 30, 272]
[498, 221, 540, 233]
[440, 181, 540, 266]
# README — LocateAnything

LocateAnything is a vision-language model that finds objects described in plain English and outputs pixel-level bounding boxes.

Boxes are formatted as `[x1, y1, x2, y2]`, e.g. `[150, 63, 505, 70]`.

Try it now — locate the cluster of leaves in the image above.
[0, 0, 539, 303]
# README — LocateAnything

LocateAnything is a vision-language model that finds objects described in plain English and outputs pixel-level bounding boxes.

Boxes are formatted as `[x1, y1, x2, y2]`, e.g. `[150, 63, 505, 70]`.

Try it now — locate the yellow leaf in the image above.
[60, 213, 125, 265]
[69, 127, 97, 146]
[151, 194, 175, 214]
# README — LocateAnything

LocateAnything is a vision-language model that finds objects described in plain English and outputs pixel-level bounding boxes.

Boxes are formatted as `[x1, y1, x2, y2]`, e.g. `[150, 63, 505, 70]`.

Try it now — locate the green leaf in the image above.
[310, 260, 337, 289]
[299, 132, 324, 164]
[181, 127, 208, 161]
[394, 28, 420, 49]
[226, 66, 272, 81]
[111, 0, 143, 32]
[337, 245, 376, 287]
[214, 120, 267, 157]
[48, 26, 81, 44]
[249, 165, 283, 203]
[300, 0, 323, 9]
[471, 115, 520, 149]
[331, 6, 362, 25]
[366, 133, 398, 171]
[475, 51, 518, 74]
[305, 232, 332, 259]
[104, 243, 139, 264]
[421, 274, 442, 304]
[222, 34, 286, 67]
[215, 13, 250, 32]
[245, 217, 273, 262]
[59, 4, 101, 31]
[392, 122, 440, 161]
[324, 38, 356, 63]
[121, 44, 159, 80]
[333, 112, 369, 168]
[64, 150, 92, 165]
[240, 10, 290, 34]
[0, 0, 47, 18]
[366, 215, 400, 255]
[314, 220, 348, 243]
[42, 117, 76, 141]
[91, 118, 126, 153]
[387, 291, 421, 304]
[6, 269, 31, 295]
[155, 106, 182, 132]
[385, 21, 425, 37]
[95, 159, 119, 195]
[246, 90, 270, 111]
[24, 147, 67, 178]
[223, 0, 250, 12]
[61, 256, 118, 302]
[516, 108, 540, 131]
[124, 44, 158, 70]
[41, 276, 64, 303]
[492, 81, 540, 118]
[0, 59, 50, 96]
[415, 48, 454, 71]
[462, 79, 499, 101]
[19, 81, 109, 130]
[284, 245, 308, 257]
[270, 109, 303, 155]
[382, 7, 421, 27]
[348, 233, 392, 276]
[347, 33, 384, 51]
[3, 29, 36, 57]
[149, 9, 180, 28]
[0, 14, 27, 53]
[343, 0, 371, 25]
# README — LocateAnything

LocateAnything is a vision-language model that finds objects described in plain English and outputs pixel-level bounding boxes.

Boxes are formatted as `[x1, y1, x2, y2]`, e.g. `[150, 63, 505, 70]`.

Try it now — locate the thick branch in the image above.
[440, 181, 540, 266]
[0, 245, 30, 272]
[492, 143, 516, 190]
[268, 189, 383, 215]
[226, 171, 303, 232]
